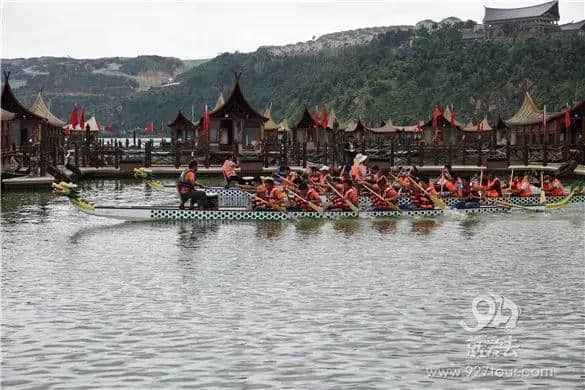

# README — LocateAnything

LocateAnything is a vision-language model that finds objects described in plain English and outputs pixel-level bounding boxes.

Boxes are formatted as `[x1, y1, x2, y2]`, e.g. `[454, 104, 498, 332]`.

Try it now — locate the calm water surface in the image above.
[1, 179, 584, 389]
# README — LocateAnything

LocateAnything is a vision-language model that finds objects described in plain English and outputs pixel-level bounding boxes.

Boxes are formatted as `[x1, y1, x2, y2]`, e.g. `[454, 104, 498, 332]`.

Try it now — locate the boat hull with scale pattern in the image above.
[75, 205, 510, 222]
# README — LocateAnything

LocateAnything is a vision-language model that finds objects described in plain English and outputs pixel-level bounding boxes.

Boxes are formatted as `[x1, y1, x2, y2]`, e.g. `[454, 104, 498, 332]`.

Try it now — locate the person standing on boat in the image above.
[343, 136, 357, 171]
[351, 154, 368, 183]
[177, 161, 208, 210]
[222, 155, 242, 188]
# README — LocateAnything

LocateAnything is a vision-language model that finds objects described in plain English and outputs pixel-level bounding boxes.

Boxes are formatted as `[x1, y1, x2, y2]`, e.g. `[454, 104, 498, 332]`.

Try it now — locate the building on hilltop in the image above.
[560, 20, 585, 37]
[483, 0, 560, 38]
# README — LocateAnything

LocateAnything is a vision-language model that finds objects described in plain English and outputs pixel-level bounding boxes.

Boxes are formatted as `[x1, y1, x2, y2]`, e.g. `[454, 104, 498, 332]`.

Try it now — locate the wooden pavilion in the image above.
[169, 111, 197, 145]
[203, 72, 268, 155]
[483, 0, 560, 38]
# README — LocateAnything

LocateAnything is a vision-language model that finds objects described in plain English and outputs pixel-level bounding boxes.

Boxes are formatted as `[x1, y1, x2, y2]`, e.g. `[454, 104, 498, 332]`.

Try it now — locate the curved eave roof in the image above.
[168, 110, 196, 128]
[484, 0, 559, 23]
[462, 117, 493, 132]
[1, 108, 16, 121]
[294, 106, 315, 129]
[1, 73, 44, 121]
[29, 91, 66, 127]
[210, 75, 268, 122]
[505, 92, 548, 126]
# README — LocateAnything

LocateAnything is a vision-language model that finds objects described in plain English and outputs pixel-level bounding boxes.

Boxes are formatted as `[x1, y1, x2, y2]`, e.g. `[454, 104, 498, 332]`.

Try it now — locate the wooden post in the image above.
[523, 144, 529, 166]
[448, 144, 453, 166]
[324, 143, 328, 165]
[74, 142, 79, 167]
[390, 139, 395, 167]
[114, 143, 119, 169]
[263, 142, 268, 168]
[302, 141, 307, 168]
[175, 144, 181, 168]
[476, 139, 482, 167]
[506, 138, 511, 166]
[462, 147, 467, 165]
[133, 130, 136, 146]
[145, 140, 151, 168]
[406, 144, 411, 165]
[543, 143, 548, 166]
[418, 145, 424, 166]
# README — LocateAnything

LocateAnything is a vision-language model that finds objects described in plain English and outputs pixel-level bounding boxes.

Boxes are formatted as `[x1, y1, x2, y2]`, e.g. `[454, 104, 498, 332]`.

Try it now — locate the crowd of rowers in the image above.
[176, 154, 568, 211]
[223, 154, 568, 212]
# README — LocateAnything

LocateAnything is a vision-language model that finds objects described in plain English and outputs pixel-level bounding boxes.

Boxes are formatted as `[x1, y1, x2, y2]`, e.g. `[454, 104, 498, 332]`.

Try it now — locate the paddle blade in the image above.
[540, 189, 546, 204]
[145, 179, 165, 191]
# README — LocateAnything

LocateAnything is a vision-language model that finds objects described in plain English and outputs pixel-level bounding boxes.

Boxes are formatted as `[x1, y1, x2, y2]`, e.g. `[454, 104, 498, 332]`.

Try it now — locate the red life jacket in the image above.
[253, 184, 268, 209]
[485, 178, 501, 198]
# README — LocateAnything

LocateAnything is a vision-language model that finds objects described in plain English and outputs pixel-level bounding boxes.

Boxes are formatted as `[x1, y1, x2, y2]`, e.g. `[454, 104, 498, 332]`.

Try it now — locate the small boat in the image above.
[72, 203, 509, 222]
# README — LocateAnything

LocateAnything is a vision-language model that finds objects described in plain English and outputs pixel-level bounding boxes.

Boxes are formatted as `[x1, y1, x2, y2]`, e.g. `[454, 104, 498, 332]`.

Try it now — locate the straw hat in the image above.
[354, 153, 368, 164]
[320, 165, 330, 171]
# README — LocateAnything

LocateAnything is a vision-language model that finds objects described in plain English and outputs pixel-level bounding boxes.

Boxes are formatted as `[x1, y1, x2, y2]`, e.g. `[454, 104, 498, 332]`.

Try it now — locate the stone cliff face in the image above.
[258, 26, 413, 56]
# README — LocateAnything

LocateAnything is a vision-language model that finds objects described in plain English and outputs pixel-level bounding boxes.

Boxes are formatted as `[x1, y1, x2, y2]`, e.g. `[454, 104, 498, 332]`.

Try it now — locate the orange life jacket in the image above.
[485, 178, 500, 198]
[253, 184, 268, 209]
[519, 178, 532, 197]
[297, 188, 321, 211]
[372, 186, 397, 210]
[442, 179, 457, 195]
[344, 187, 359, 209]
[426, 183, 437, 196]
[550, 179, 564, 196]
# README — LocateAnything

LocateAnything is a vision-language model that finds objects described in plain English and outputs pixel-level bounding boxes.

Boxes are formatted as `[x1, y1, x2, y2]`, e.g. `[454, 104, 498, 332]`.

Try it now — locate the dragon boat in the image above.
[72, 204, 510, 222]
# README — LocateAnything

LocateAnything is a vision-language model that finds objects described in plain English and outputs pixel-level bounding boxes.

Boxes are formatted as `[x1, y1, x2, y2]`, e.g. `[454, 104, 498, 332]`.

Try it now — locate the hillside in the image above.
[120, 26, 585, 132]
[2, 25, 584, 135]
[1, 55, 186, 128]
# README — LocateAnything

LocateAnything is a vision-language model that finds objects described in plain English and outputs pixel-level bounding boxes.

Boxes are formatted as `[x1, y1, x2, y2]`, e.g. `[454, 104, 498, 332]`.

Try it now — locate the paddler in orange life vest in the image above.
[484, 173, 502, 198]
[403, 178, 433, 210]
[177, 160, 208, 210]
[333, 180, 359, 211]
[517, 173, 533, 197]
[351, 153, 368, 183]
[293, 181, 322, 212]
[318, 165, 331, 188]
[368, 165, 381, 184]
[263, 177, 287, 210]
[308, 166, 322, 186]
[544, 174, 565, 196]
[371, 176, 399, 211]
[251, 176, 268, 210]
[438, 167, 458, 196]
[453, 178, 481, 209]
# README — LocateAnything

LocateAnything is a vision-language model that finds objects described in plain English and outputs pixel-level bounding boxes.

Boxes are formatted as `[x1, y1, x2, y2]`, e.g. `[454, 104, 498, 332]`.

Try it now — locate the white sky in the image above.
[1, 0, 584, 59]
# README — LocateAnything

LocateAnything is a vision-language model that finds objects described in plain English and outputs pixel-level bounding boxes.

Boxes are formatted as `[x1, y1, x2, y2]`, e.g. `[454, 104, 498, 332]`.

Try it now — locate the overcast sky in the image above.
[1, 0, 584, 59]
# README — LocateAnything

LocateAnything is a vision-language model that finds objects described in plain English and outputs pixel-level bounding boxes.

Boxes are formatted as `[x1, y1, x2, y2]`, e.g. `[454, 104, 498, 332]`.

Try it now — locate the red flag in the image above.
[202, 105, 210, 135]
[476, 120, 483, 132]
[432, 105, 442, 129]
[313, 107, 320, 129]
[145, 121, 154, 134]
[79, 108, 85, 130]
[160, 123, 164, 133]
[564, 105, 571, 129]
[450, 106, 456, 128]
[68, 105, 78, 129]
[542, 105, 547, 128]
[322, 105, 329, 128]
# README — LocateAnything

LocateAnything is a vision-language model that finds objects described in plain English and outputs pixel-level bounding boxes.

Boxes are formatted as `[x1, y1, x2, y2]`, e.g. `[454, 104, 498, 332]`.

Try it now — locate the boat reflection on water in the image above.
[294, 218, 325, 237]
[255, 221, 286, 239]
[332, 219, 360, 236]
[372, 219, 397, 235]
[410, 218, 440, 235]
[458, 217, 482, 239]
[175, 221, 221, 249]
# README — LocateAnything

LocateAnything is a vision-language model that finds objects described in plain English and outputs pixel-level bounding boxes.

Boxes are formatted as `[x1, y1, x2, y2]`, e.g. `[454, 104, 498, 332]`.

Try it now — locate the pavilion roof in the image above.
[484, 0, 559, 23]
[1, 72, 44, 121]
[29, 89, 66, 127]
[168, 110, 196, 128]
[1, 108, 15, 121]
[343, 119, 366, 133]
[560, 19, 585, 31]
[294, 106, 315, 129]
[462, 117, 493, 132]
[504, 92, 557, 126]
[210, 73, 268, 122]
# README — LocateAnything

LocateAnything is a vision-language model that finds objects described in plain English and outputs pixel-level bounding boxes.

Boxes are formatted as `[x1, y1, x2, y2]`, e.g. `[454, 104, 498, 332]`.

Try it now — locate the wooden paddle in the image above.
[407, 176, 446, 209]
[287, 189, 324, 214]
[326, 182, 359, 214]
[361, 183, 401, 212]
[540, 171, 546, 204]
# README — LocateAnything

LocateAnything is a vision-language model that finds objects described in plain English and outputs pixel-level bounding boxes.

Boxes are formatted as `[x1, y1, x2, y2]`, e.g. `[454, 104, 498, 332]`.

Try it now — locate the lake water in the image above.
[1, 179, 584, 389]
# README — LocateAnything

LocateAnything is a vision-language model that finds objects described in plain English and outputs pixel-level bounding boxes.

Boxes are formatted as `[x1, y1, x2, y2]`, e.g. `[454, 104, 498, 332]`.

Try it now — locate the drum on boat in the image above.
[206, 192, 219, 210]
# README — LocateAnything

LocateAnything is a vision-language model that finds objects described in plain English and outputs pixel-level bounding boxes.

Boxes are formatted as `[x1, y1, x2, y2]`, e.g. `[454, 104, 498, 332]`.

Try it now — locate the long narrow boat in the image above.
[73, 204, 509, 222]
